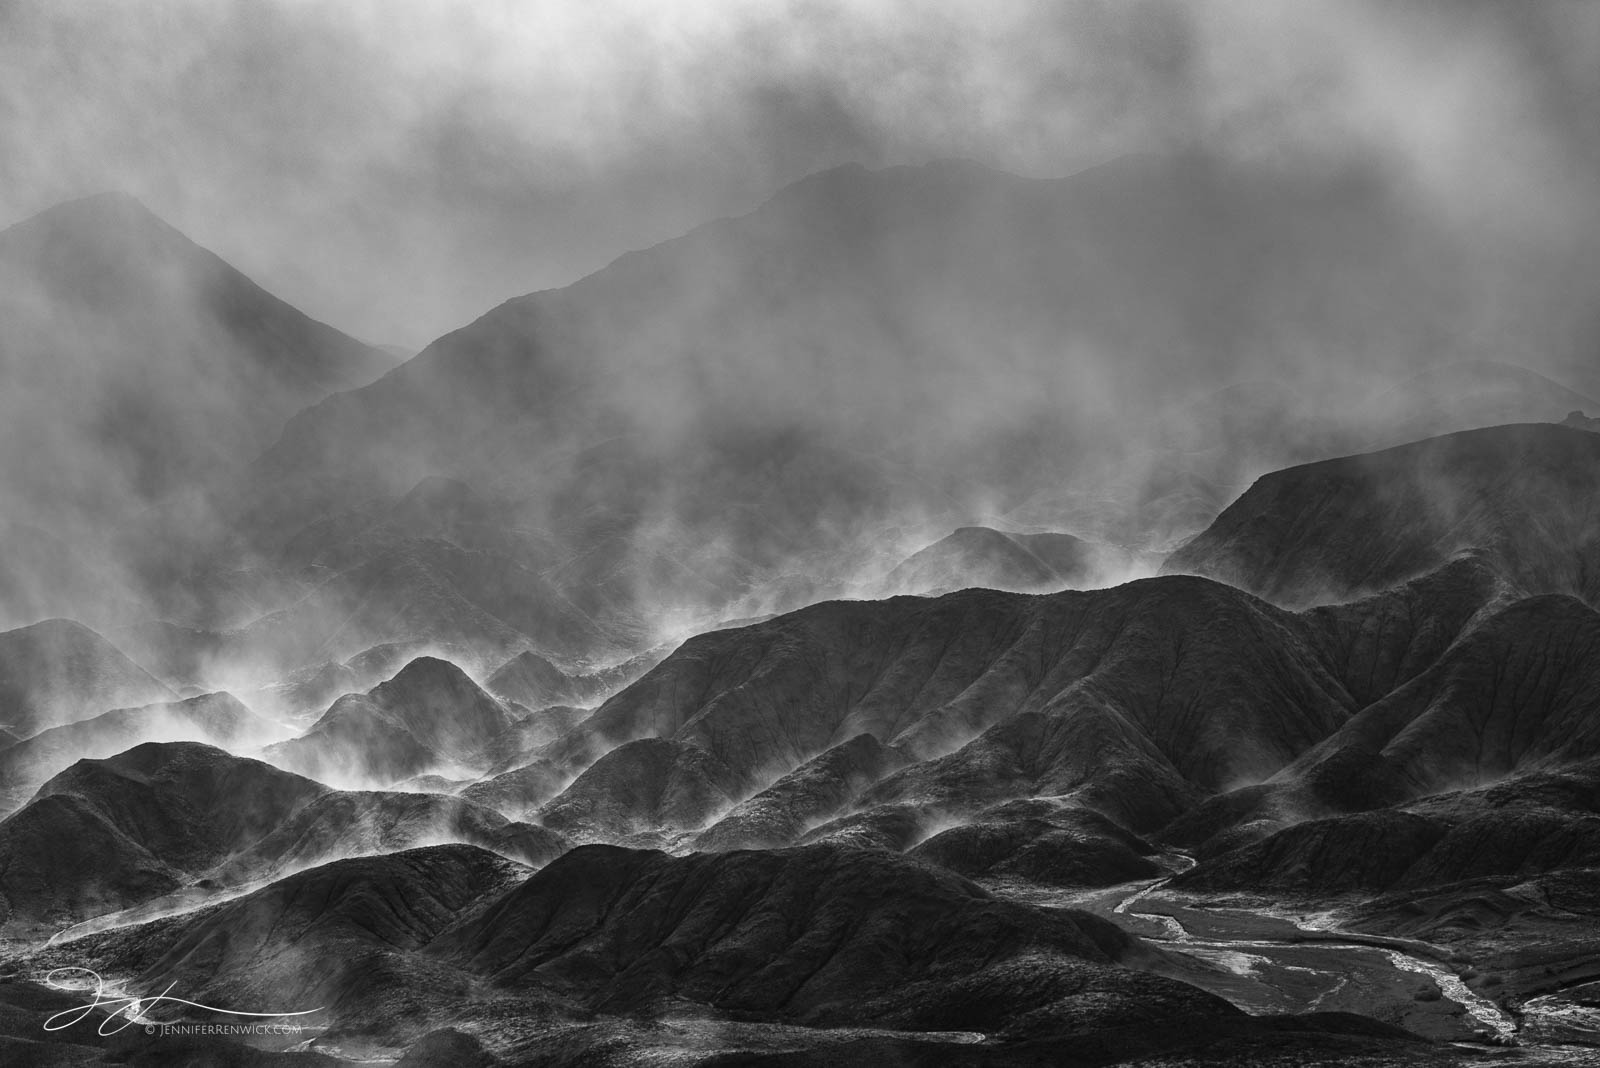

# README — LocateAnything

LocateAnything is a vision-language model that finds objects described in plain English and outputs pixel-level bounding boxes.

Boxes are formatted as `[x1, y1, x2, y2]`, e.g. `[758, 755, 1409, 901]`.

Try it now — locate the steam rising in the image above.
[4, 2, 1597, 346]
[0, 2, 1598, 716]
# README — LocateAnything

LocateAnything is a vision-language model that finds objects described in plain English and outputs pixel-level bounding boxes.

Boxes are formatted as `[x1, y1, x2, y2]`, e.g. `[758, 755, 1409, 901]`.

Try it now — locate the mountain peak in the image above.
[387, 655, 480, 693]
[2, 190, 187, 260]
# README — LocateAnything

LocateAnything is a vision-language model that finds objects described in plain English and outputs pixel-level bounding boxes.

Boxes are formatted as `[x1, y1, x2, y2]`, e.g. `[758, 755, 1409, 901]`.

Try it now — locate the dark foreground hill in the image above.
[1164, 422, 1600, 607]
[30, 842, 1431, 1066]
[0, 977, 351, 1068]
[0, 741, 564, 934]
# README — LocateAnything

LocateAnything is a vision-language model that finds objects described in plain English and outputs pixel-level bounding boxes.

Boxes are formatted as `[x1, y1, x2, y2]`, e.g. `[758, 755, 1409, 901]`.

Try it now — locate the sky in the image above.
[3, 0, 1598, 348]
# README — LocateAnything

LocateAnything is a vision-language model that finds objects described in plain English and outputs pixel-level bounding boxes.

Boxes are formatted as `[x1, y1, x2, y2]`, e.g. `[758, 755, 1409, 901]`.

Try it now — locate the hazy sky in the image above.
[4, 0, 1598, 347]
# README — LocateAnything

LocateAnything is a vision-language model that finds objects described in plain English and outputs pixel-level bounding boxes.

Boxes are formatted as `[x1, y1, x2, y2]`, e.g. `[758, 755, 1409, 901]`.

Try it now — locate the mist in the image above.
[9, 8, 1600, 1058]
[3, 0, 1600, 688]
[2, 1, 1594, 347]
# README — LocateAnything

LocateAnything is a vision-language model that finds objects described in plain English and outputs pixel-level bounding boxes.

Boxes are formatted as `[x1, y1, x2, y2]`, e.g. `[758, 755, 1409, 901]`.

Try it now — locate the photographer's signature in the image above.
[42, 967, 323, 1036]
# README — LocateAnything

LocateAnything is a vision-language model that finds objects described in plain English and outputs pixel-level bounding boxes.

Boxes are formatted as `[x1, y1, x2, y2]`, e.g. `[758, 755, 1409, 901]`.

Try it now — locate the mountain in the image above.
[996, 362, 1600, 555]
[909, 802, 1164, 888]
[471, 516, 1600, 865]
[44, 841, 1429, 1064]
[0, 192, 393, 502]
[266, 657, 517, 785]
[231, 540, 636, 672]
[426, 843, 1160, 1019]
[1166, 593, 1600, 894]
[0, 741, 565, 934]
[537, 737, 758, 839]
[485, 648, 659, 711]
[213, 788, 565, 884]
[0, 742, 326, 933]
[75, 845, 528, 1032]
[0, 193, 396, 628]
[0, 691, 282, 815]
[1289, 595, 1600, 805]
[0, 618, 173, 738]
[1164, 422, 1600, 607]
[693, 733, 910, 851]
[202, 152, 1600, 665]
[472, 576, 1364, 838]
[878, 526, 1107, 596]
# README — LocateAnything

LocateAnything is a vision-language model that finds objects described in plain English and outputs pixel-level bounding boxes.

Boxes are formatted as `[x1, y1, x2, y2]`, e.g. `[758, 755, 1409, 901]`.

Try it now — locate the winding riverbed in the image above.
[990, 853, 1550, 1051]
[1110, 855, 1517, 1043]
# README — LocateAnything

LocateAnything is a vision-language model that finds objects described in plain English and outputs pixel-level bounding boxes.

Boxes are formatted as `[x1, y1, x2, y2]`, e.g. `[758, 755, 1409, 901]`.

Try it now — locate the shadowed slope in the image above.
[89, 845, 527, 1024]
[486, 648, 658, 710]
[428, 843, 1157, 1018]
[0, 741, 567, 933]
[911, 803, 1163, 888]
[1290, 595, 1600, 807]
[1165, 423, 1600, 607]
[694, 734, 911, 851]
[0, 742, 326, 932]
[0, 691, 281, 815]
[498, 577, 1359, 835]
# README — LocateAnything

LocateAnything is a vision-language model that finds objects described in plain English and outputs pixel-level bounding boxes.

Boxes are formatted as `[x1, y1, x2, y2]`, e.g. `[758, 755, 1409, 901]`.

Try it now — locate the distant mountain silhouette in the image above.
[879, 526, 1104, 596]
[485, 647, 658, 710]
[267, 656, 520, 785]
[0, 194, 396, 627]
[0, 691, 280, 815]
[0, 618, 172, 738]
[206, 154, 1600, 668]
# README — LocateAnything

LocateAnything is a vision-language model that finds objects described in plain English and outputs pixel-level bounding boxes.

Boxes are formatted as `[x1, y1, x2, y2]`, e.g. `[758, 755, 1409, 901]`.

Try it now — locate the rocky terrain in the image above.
[4, 128, 1600, 1067]
[0, 741, 566, 936]
[0, 691, 281, 815]
[1164, 422, 1600, 607]
[5, 402, 1600, 1065]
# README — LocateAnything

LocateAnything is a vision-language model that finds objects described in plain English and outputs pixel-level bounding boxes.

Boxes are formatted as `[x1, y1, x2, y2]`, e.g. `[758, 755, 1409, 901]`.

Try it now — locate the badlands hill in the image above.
[267, 656, 518, 785]
[38, 842, 1427, 1065]
[1165, 422, 1600, 606]
[0, 741, 565, 934]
